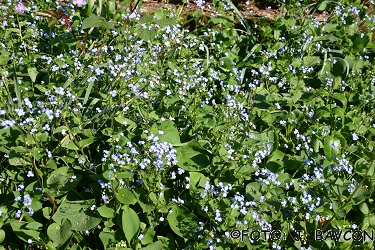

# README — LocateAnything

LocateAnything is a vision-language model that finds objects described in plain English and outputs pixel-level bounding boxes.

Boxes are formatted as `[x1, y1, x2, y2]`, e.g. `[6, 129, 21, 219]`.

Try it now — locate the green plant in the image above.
[1, 0, 375, 249]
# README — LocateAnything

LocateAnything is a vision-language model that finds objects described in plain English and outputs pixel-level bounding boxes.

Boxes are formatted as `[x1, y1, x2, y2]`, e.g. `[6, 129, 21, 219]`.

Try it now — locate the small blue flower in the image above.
[331, 141, 339, 148]
[171, 171, 176, 179]
[27, 171, 34, 178]
[352, 133, 359, 141]
[28, 208, 34, 215]
[259, 196, 265, 203]
[102, 195, 109, 204]
[15, 210, 22, 218]
[110, 90, 117, 97]
[17, 184, 24, 191]
[23, 194, 32, 206]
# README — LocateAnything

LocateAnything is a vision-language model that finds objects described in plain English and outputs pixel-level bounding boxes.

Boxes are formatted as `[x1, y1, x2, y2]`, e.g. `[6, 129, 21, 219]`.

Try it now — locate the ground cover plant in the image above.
[1, 0, 375, 249]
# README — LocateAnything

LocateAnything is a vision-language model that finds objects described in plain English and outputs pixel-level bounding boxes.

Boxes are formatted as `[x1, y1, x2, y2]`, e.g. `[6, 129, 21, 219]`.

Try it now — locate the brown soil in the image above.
[138, 0, 327, 21]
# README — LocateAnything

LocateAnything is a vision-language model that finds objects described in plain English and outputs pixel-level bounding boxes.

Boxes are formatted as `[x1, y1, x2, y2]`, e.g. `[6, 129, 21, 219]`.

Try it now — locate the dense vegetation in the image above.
[1, 0, 375, 249]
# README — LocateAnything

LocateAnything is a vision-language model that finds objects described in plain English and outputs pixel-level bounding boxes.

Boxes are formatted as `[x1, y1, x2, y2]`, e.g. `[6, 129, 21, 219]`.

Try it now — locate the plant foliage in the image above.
[0, 0, 375, 249]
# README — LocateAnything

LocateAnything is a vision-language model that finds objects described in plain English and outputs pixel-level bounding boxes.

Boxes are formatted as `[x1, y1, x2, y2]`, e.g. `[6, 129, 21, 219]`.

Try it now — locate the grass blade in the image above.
[12, 63, 21, 109]
[83, 79, 94, 105]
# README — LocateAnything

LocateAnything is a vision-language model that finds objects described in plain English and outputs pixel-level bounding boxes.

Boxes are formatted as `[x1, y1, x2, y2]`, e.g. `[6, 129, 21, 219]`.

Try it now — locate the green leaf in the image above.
[45, 158, 57, 169]
[332, 107, 345, 123]
[331, 201, 346, 218]
[43, 207, 52, 219]
[34, 84, 47, 93]
[45, 167, 81, 197]
[66, 140, 80, 150]
[141, 227, 155, 245]
[122, 206, 140, 245]
[359, 202, 370, 215]
[83, 80, 94, 105]
[69, 213, 101, 231]
[53, 202, 100, 232]
[219, 57, 234, 69]
[10, 221, 45, 243]
[106, 0, 116, 16]
[138, 201, 155, 214]
[157, 235, 175, 249]
[37, 132, 49, 142]
[332, 57, 349, 79]
[26, 222, 43, 230]
[332, 179, 347, 198]
[82, 15, 106, 29]
[116, 171, 133, 179]
[333, 76, 341, 90]
[332, 93, 347, 108]
[332, 130, 347, 149]
[318, 1, 330, 11]
[322, 23, 337, 32]
[136, 25, 157, 41]
[44, 241, 55, 250]
[0, 229, 5, 244]
[79, 136, 95, 148]
[154, 18, 178, 27]
[0, 55, 9, 65]
[245, 182, 262, 201]
[368, 214, 375, 228]
[150, 120, 180, 144]
[167, 205, 200, 239]
[27, 67, 38, 83]
[142, 241, 163, 250]
[116, 188, 137, 205]
[97, 204, 115, 218]
[53, 126, 70, 134]
[114, 115, 137, 130]
[31, 148, 43, 161]
[47, 219, 72, 244]
[99, 231, 116, 249]
[209, 15, 233, 25]
[9, 150, 29, 166]
[86, 0, 95, 15]
[277, 173, 290, 183]
[312, 137, 323, 153]
[323, 136, 340, 161]
[355, 158, 370, 176]
[176, 140, 212, 171]
[189, 172, 205, 190]
[352, 188, 370, 205]
[139, 14, 153, 24]
[272, 41, 284, 51]
[351, 33, 370, 53]
[366, 162, 375, 177]
[266, 161, 283, 173]
[268, 150, 284, 162]
[314, 106, 330, 120]
[303, 56, 320, 66]
[102, 22, 115, 29]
